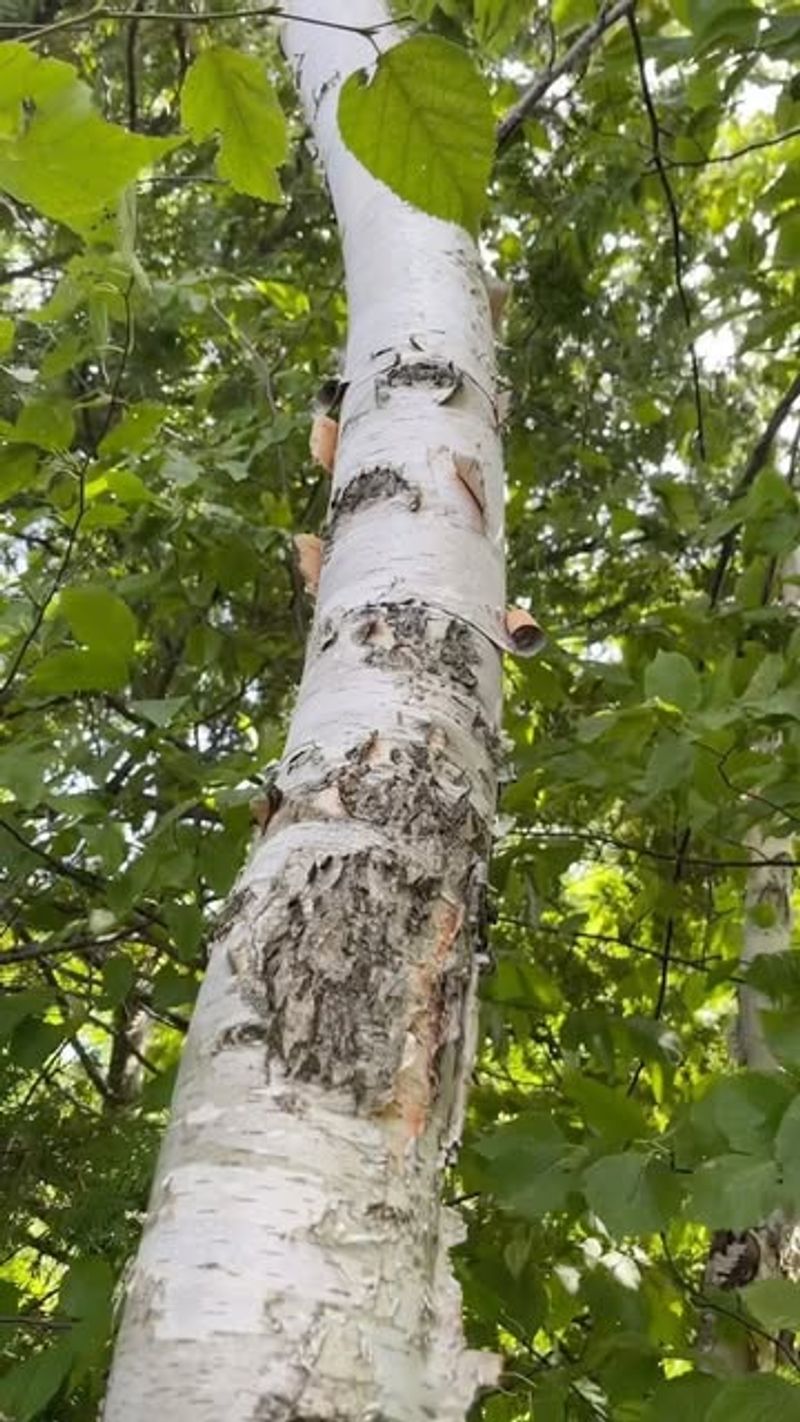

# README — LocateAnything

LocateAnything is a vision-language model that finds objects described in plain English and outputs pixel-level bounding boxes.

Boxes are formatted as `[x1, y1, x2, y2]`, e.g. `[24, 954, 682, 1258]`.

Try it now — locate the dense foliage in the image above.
[0, 0, 799, 1416]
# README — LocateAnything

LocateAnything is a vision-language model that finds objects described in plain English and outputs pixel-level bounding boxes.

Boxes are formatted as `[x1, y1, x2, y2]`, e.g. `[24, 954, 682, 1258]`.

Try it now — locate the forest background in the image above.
[0, 0, 799, 1416]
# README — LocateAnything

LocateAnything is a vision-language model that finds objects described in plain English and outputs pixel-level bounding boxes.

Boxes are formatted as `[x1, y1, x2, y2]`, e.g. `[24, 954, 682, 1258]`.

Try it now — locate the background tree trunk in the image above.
[102, 3, 504, 1418]
[702, 548, 800, 1373]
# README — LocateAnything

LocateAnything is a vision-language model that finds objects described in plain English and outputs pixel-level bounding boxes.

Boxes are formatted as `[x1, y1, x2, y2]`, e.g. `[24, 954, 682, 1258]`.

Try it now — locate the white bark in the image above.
[703, 550, 800, 1371]
[102, 4, 504, 1419]
[736, 550, 800, 1070]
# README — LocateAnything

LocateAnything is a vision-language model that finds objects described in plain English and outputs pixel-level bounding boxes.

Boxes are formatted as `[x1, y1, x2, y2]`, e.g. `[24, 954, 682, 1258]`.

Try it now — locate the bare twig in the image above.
[709, 365, 800, 606]
[8, 4, 402, 44]
[627, 3, 706, 461]
[661, 124, 800, 170]
[496, 0, 634, 149]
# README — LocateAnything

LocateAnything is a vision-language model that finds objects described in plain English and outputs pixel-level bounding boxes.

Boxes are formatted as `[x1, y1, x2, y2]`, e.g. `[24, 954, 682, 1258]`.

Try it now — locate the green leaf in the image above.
[0, 985, 51, 1037]
[60, 1258, 113, 1325]
[0, 78, 178, 231]
[59, 584, 138, 657]
[706, 1375, 800, 1422]
[164, 901, 205, 961]
[761, 1008, 800, 1071]
[0, 314, 14, 355]
[129, 697, 188, 727]
[563, 1070, 649, 1147]
[99, 402, 166, 456]
[640, 733, 695, 794]
[583, 1152, 678, 1235]
[648, 1374, 721, 1422]
[152, 964, 197, 1010]
[181, 46, 287, 201]
[28, 647, 130, 694]
[0, 444, 37, 500]
[644, 650, 702, 711]
[473, 0, 529, 51]
[101, 954, 136, 1007]
[776, 210, 800, 267]
[0, 1340, 75, 1422]
[683, 1153, 780, 1229]
[13, 396, 74, 451]
[742, 1278, 800, 1332]
[338, 36, 494, 235]
[473, 1112, 586, 1219]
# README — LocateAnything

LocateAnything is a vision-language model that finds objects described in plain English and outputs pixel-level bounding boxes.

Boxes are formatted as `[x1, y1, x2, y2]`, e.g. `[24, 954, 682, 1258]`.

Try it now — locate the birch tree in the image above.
[102, 4, 515, 1417]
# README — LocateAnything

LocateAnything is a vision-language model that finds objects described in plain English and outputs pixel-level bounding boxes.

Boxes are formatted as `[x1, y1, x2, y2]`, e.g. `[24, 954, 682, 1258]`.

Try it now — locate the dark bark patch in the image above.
[376, 357, 462, 406]
[212, 1022, 269, 1053]
[328, 465, 421, 537]
[440, 618, 480, 692]
[352, 602, 482, 698]
[233, 847, 471, 1110]
[337, 739, 477, 846]
[213, 886, 254, 943]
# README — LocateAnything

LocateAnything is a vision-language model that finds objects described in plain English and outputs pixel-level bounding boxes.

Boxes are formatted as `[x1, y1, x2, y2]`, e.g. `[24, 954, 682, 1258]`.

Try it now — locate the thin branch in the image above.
[512, 826, 800, 870]
[627, 3, 706, 462]
[661, 124, 800, 170]
[496, 0, 634, 148]
[0, 932, 147, 967]
[8, 4, 402, 43]
[0, 1314, 73, 1333]
[709, 365, 800, 606]
[0, 818, 101, 892]
[627, 826, 692, 1096]
[496, 914, 726, 974]
[125, 0, 147, 132]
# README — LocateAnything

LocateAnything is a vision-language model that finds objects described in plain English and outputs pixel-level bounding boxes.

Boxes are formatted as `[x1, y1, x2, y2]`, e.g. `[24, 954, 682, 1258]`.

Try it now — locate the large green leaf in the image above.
[644, 650, 702, 712]
[741, 1278, 800, 1332]
[58, 585, 138, 658]
[181, 46, 287, 201]
[583, 1152, 678, 1235]
[338, 36, 494, 234]
[0, 50, 177, 231]
[706, 1376, 800, 1422]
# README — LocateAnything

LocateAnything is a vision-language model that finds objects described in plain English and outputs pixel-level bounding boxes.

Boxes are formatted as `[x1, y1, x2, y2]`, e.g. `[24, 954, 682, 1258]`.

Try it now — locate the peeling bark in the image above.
[102, 4, 503, 1419]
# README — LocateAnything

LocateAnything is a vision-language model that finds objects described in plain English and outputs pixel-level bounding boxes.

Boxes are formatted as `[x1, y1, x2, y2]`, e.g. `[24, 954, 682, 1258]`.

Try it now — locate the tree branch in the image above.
[627, 2, 706, 462]
[709, 365, 800, 606]
[661, 124, 800, 170]
[496, 0, 634, 149]
[8, 4, 402, 44]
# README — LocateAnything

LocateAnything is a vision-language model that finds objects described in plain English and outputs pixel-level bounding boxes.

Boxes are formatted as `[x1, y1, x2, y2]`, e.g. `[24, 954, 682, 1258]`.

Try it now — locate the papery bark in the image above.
[102, 4, 505, 1418]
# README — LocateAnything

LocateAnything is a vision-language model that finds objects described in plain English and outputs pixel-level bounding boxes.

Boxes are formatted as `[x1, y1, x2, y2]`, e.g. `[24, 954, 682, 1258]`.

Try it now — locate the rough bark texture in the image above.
[102, 4, 504, 1419]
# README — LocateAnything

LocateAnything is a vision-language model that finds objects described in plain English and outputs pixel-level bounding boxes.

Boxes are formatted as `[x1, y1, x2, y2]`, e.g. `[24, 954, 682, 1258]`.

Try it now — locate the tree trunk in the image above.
[102, 4, 504, 1418]
[702, 549, 800, 1372]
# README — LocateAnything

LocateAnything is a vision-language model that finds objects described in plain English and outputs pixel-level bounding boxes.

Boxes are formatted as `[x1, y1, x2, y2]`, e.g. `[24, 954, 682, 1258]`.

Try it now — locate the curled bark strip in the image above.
[504, 607, 546, 655]
[294, 533, 323, 597]
[484, 276, 509, 334]
[310, 412, 339, 472]
[452, 453, 485, 525]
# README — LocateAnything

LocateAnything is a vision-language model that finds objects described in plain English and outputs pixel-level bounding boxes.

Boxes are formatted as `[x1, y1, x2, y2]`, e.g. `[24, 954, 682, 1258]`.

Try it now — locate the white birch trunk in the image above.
[102, 4, 504, 1418]
[703, 550, 800, 1371]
